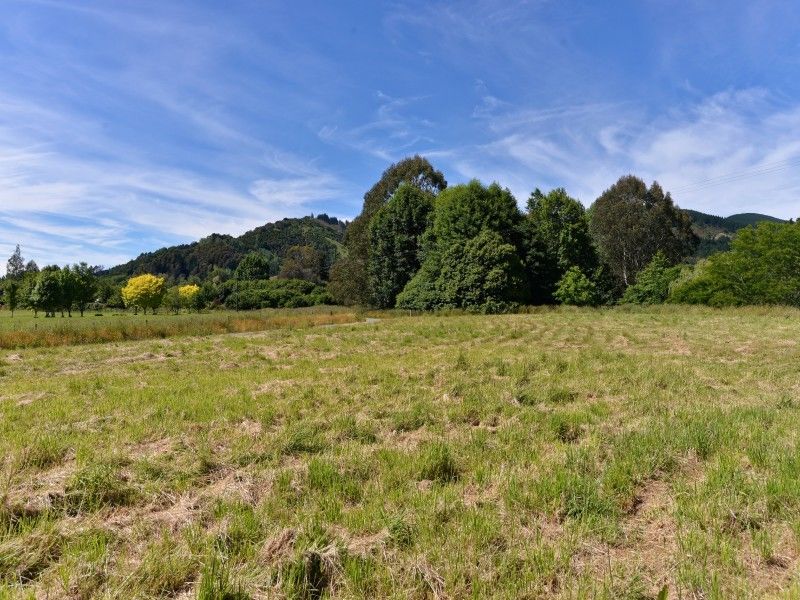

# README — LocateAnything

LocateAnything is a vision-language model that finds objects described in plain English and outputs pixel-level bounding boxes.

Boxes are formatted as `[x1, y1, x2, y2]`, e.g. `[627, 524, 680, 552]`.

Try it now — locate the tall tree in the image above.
[329, 155, 446, 305]
[522, 188, 598, 303]
[5, 280, 19, 316]
[58, 267, 78, 317]
[589, 175, 696, 286]
[367, 183, 434, 308]
[6, 245, 24, 279]
[71, 263, 98, 316]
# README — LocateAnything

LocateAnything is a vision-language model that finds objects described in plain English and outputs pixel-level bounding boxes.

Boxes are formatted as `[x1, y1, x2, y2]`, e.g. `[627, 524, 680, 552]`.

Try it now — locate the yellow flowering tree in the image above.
[121, 274, 167, 314]
[178, 284, 201, 311]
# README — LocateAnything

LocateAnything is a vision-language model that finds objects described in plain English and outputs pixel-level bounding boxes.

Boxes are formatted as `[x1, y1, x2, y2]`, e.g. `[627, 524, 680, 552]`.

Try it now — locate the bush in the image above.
[621, 251, 683, 304]
[221, 279, 332, 310]
[554, 267, 598, 306]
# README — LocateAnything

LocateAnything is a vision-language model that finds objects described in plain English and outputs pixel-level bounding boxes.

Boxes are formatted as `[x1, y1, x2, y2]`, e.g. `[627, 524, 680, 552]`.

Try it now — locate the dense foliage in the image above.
[396, 181, 525, 312]
[368, 183, 434, 308]
[220, 278, 332, 310]
[329, 156, 446, 305]
[669, 221, 800, 306]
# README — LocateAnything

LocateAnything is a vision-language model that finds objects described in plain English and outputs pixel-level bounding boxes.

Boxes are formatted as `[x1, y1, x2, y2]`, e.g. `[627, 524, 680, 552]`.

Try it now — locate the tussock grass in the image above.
[2, 305, 800, 597]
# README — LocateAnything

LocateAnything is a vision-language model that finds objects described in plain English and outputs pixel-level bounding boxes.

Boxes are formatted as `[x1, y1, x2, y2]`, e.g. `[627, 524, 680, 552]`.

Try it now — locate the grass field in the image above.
[2, 306, 800, 599]
[0, 308, 358, 349]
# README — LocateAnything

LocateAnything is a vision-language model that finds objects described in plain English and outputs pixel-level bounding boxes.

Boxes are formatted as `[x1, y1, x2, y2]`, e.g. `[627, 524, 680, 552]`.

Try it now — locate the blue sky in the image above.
[2, 0, 800, 272]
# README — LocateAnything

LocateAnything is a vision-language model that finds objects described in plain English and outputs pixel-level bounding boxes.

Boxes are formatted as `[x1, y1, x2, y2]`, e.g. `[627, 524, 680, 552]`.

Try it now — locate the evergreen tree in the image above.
[6, 245, 24, 279]
[329, 156, 446, 305]
[368, 183, 434, 308]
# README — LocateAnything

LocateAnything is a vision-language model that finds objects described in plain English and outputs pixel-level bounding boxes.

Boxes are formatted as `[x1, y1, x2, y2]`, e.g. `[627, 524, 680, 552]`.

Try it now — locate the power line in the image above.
[670, 155, 800, 195]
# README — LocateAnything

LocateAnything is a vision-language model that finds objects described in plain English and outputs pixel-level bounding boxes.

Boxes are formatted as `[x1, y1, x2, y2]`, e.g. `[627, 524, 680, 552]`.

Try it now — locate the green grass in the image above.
[1, 305, 800, 598]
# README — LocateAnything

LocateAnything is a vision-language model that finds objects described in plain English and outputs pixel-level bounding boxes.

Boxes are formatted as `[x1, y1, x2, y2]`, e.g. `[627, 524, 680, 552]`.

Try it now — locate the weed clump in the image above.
[62, 464, 135, 513]
[417, 442, 459, 483]
[281, 424, 326, 456]
[198, 553, 250, 600]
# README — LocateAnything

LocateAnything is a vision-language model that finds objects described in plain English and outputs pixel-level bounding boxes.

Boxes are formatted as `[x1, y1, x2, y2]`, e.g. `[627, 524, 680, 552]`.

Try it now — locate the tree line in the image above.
[327, 156, 798, 310]
[3, 155, 798, 315]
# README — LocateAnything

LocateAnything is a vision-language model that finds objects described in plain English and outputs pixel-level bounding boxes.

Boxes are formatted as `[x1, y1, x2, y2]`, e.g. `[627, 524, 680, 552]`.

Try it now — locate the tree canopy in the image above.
[589, 176, 696, 286]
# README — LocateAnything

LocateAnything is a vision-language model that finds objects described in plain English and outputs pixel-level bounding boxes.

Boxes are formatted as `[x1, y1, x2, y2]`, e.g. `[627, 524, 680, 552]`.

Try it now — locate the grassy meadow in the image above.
[0, 308, 358, 349]
[2, 306, 800, 598]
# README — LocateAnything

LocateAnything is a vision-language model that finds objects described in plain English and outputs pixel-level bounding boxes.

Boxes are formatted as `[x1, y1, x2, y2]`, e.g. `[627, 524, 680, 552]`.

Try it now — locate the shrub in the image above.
[554, 267, 599, 306]
[621, 251, 683, 304]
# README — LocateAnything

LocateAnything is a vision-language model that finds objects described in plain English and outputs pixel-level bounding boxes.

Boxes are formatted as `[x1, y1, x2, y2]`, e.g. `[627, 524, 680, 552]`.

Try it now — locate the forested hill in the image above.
[105, 215, 346, 280]
[686, 210, 786, 257]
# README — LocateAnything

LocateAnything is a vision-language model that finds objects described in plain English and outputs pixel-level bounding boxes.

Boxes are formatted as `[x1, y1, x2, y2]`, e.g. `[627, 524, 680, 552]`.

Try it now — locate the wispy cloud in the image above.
[442, 88, 800, 219]
[318, 91, 436, 162]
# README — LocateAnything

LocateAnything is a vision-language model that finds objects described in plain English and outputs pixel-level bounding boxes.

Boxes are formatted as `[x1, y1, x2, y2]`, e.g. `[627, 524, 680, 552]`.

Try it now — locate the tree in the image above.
[278, 245, 324, 283]
[522, 188, 598, 303]
[163, 286, 182, 314]
[234, 251, 277, 280]
[5, 280, 19, 316]
[71, 263, 98, 316]
[58, 267, 78, 317]
[621, 251, 683, 304]
[554, 267, 599, 306]
[329, 155, 446, 305]
[24, 260, 39, 275]
[368, 183, 435, 308]
[29, 269, 62, 317]
[121, 274, 167, 314]
[178, 284, 201, 311]
[6, 245, 24, 279]
[396, 181, 525, 311]
[589, 176, 696, 286]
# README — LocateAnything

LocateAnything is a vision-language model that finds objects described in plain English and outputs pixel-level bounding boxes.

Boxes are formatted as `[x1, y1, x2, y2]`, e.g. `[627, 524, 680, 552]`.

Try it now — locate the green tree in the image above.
[5, 280, 19, 316]
[621, 251, 683, 304]
[396, 181, 525, 311]
[58, 267, 78, 317]
[163, 286, 182, 314]
[71, 263, 97, 316]
[553, 266, 599, 306]
[30, 269, 62, 317]
[234, 251, 277, 280]
[329, 155, 446, 305]
[278, 245, 325, 283]
[367, 183, 434, 308]
[589, 176, 696, 286]
[6, 245, 24, 279]
[522, 188, 598, 303]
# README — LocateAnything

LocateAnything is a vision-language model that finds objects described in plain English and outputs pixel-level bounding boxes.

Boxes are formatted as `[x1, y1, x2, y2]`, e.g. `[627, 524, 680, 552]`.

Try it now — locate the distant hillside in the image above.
[105, 215, 346, 281]
[685, 209, 786, 257]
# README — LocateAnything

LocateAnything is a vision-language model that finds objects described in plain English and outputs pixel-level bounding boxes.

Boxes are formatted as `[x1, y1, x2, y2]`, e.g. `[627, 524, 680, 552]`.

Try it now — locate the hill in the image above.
[105, 215, 346, 281]
[685, 209, 786, 257]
